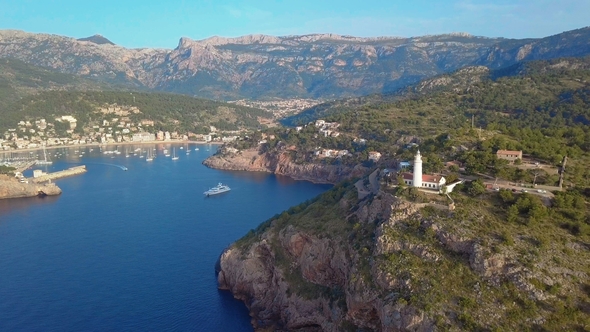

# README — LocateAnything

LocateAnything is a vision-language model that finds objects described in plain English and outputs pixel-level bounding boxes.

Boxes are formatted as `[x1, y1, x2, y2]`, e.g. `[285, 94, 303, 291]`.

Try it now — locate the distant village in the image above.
[0, 104, 242, 151]
[228, 98, 323, 118]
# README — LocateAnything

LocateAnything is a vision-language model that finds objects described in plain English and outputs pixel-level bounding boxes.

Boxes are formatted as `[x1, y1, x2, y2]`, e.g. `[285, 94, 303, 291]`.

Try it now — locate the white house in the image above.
[400, 150, 447, 191]
[401, 172, 446, 190]
[132, 132, 155, 142]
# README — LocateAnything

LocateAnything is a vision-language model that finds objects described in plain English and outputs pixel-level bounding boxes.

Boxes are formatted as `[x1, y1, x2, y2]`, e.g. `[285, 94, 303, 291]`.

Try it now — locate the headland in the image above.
[0, 174, 61, 199]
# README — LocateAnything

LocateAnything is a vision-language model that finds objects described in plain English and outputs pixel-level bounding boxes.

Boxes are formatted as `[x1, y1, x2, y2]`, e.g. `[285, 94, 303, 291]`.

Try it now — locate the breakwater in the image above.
[32, 165, 87, 182]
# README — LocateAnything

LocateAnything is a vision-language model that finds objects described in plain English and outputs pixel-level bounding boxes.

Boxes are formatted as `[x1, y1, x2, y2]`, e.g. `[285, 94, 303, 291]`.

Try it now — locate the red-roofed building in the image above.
[401, 172, 446, 190]
[496, 150, 522, 162]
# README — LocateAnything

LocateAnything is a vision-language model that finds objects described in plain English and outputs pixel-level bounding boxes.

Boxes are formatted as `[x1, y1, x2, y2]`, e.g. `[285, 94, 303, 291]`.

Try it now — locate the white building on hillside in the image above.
[401, 150, 447, 190]
[402, 172, 446, 190]
[132, 132, 155, 142]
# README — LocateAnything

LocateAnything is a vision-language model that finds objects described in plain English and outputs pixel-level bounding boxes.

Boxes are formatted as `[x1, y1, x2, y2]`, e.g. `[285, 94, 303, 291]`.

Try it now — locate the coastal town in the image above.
[0, 104, 244, 152]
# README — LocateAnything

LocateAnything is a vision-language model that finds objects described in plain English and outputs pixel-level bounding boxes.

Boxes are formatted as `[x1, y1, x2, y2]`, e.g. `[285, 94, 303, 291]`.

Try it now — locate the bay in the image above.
[0, 144, 331, 331]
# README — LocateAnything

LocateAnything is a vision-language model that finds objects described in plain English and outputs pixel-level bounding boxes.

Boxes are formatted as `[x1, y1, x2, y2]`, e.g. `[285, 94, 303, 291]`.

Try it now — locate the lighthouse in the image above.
[413, 150, 423, 188]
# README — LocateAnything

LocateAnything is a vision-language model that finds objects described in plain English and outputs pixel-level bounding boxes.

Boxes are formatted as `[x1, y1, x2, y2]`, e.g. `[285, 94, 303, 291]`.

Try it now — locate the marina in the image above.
[0, 145, 331, 331]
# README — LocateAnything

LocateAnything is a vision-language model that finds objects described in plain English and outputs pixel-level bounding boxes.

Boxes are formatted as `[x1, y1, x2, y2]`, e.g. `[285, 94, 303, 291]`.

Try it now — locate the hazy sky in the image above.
[0, 0, 588, 49]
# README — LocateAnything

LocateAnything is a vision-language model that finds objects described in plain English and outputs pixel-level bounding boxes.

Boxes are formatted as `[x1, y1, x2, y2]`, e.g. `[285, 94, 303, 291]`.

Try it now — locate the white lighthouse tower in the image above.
[413, 150, 423, 188]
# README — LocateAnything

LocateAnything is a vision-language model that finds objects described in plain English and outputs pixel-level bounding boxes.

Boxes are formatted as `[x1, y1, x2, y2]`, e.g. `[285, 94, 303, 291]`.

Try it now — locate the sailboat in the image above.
[171, 147, 179, 160]
[36, 145, 53, 165]
[146, 149, 153, 162]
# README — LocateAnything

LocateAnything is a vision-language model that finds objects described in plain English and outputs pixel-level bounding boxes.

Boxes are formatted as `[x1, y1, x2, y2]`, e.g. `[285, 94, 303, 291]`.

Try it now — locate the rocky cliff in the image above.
[0, 175, 62, 199]
[1, 27, 589, 99]
[203, 147, 367, 184]
[217, 177, 590, 331]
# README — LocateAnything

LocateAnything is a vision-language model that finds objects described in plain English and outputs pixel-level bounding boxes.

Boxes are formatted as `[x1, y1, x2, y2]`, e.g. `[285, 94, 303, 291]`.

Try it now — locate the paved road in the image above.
[484, 182, 555, 198]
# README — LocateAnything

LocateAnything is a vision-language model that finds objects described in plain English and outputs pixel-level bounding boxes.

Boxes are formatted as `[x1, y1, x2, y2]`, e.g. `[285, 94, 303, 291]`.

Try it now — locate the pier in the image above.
[31, 165, 87, 183]
[10, 161, 36, 174]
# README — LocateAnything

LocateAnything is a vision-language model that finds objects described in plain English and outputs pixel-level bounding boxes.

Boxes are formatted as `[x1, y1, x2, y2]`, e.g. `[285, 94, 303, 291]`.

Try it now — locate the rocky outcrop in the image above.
[217, 188, 439, 331]
[1, 27, 589, 99]
[217, 178, 587, 330]
[203, 147, 367, 184]
[0, 175, 62, 199]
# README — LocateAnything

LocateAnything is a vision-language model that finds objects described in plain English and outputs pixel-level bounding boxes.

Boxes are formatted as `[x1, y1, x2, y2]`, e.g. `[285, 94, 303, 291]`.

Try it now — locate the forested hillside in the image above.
[284, 57, 590, 126]
[235, 57, 590, 187]
[1, 91, 271, 133]
[217, 57, 590, 332]
[0, 58, 110, 110]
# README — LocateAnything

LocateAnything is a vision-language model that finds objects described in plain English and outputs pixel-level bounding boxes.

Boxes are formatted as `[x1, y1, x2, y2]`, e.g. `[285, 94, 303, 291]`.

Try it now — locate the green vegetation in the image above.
[1, 90, 271, 134]
[0, 58, 110, 113]
[0, 165, 16, 175]
[232, 175, 589, 330]
[265, 58, 590, 187]
[0, 58, 271, 134]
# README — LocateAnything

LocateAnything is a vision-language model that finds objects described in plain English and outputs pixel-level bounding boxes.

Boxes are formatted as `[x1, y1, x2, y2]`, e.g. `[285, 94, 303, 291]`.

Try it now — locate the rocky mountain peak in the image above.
[177, 36, 195, 49]
[77, 34, 115, 45]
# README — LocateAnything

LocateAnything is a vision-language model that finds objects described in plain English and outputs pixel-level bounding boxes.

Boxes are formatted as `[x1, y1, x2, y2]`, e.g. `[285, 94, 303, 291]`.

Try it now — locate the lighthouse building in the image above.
[401, 150, 446, 190]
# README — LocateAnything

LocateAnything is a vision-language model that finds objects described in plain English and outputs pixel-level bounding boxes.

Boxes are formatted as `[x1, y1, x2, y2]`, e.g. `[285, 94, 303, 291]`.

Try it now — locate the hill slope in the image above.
[218, 181, 590, 330]
[283, 56, 590, 127]
[1, 90, 271, 134]
[0, 57, 111, 110]
[210, 56, 590, 191]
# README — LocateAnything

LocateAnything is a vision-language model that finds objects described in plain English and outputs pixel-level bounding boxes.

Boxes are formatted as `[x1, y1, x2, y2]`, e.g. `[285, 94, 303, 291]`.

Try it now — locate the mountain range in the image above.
[0, 27, 589, 100]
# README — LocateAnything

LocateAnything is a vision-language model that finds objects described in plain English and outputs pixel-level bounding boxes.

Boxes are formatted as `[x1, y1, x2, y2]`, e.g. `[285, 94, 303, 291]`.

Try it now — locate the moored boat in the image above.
[203, 183, 230, 196]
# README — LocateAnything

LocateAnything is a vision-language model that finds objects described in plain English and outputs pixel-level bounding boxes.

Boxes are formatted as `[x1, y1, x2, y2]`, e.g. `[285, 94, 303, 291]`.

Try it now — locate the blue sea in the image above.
[0, 144, 331, 331]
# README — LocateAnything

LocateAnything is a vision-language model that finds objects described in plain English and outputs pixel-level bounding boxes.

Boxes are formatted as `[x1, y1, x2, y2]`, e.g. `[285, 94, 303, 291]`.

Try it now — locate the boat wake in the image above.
[99, 163, 128, 171]
[66, 162, 128, 171]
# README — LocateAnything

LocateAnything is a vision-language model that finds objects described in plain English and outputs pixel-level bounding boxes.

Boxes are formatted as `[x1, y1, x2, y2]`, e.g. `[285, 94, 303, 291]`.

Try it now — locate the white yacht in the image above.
[204, 183, 231, 196]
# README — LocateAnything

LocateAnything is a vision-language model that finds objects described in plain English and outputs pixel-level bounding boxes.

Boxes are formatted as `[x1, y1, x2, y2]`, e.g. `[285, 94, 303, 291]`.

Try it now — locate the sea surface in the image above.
[0, 144, 331, 331]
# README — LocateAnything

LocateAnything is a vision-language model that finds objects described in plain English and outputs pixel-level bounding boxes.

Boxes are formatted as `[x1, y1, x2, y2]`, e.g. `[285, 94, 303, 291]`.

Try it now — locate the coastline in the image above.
[203, 148, 368, 185]
[2, 140, 223, 155]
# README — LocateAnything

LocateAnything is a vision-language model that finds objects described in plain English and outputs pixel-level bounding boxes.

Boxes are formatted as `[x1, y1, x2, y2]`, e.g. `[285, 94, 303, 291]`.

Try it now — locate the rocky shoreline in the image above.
[202, 147, 367, 184]
[215, 171, 585, 330]
[216, 189, 435, 331]
[0, 175, 62, 199]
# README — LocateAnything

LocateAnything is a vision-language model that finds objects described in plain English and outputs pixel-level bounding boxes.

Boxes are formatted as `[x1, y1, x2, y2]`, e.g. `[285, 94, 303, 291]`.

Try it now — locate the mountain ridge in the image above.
[1, 27, 589, 100]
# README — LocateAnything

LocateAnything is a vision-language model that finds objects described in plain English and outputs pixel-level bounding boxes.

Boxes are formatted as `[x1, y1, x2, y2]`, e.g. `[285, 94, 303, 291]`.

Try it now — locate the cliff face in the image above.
[217, 177, 590, 331]
[203, 147, 367, 184]
[1, 28, 589, 99]
[0, 175, 62, 199]
[217, 187, 437, 331]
